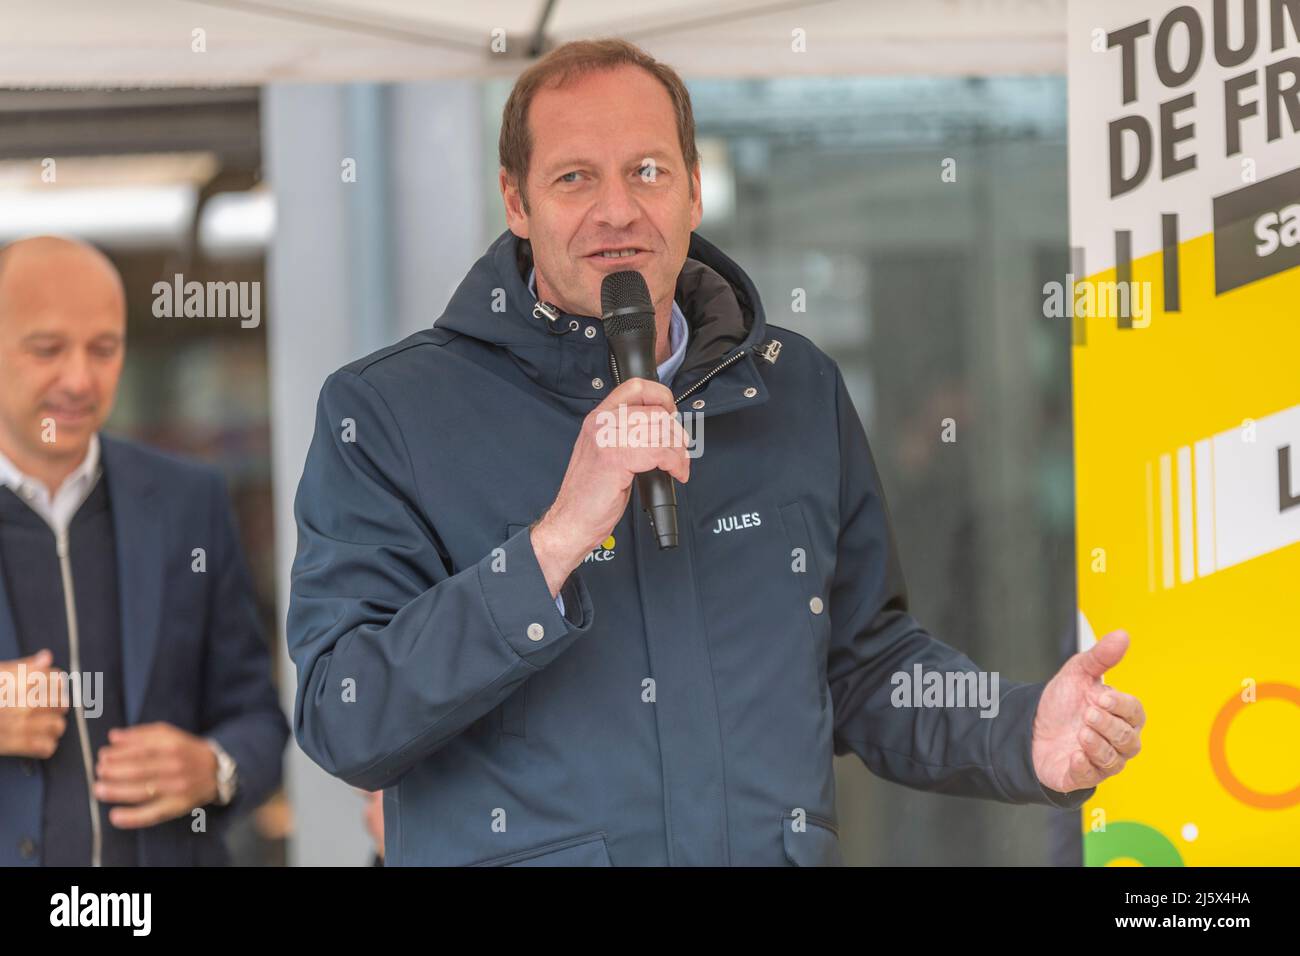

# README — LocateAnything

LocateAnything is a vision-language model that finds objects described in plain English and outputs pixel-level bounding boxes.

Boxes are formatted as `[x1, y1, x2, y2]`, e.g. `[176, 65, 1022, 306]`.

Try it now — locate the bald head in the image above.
[0, 236, 125, 319]
[0, 236, 126, 488]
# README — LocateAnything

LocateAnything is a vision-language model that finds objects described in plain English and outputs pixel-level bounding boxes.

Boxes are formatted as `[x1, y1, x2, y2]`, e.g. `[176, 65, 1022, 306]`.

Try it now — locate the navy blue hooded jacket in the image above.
[287, 228, 1093, 866]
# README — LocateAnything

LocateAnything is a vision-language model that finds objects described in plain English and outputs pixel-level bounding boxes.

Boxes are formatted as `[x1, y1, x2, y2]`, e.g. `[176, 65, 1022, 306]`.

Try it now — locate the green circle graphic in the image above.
[1084, 821, 1184, 867]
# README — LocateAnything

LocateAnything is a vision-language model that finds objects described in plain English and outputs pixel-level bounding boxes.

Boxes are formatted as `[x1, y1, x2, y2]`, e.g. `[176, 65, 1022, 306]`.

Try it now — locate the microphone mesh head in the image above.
[601, 271, 655, 337]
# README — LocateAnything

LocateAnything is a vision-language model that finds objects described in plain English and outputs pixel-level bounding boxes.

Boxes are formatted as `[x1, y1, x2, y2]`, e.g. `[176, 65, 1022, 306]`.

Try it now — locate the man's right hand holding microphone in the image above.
[529, 377, 692, 598]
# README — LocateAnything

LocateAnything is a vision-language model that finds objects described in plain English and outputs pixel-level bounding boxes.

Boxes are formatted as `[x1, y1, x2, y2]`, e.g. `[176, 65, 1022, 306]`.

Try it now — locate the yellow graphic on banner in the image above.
[1072, 232, 1300, 865]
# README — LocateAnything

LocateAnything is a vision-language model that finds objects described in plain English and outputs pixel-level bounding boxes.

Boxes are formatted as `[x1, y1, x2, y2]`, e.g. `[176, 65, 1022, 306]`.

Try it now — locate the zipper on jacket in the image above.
[609, 347, 749, 406]
[55, 529, 102, 868]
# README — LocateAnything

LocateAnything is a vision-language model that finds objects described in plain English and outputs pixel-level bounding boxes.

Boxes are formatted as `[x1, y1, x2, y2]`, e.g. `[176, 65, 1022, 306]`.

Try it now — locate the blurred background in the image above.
[0, 0, 1080, 865]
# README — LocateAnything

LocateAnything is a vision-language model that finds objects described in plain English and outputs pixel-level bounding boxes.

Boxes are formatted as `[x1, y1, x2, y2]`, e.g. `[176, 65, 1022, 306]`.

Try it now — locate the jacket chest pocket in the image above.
[693, 498, 830, 711]
[776, 500, 831, 709]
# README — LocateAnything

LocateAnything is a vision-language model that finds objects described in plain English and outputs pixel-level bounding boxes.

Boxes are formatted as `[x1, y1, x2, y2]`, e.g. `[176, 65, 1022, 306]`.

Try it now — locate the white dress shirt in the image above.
[0, 433, 102, 538]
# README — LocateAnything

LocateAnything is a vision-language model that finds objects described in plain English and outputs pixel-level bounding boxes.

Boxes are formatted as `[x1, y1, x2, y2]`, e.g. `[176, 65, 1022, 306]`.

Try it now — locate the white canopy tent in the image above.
[2, 0, 1067, 87]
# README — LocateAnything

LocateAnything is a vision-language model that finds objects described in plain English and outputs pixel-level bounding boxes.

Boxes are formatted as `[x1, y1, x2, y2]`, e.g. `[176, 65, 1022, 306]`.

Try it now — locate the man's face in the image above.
[0, 243, 126, 469]
[501, 64, 703, 320]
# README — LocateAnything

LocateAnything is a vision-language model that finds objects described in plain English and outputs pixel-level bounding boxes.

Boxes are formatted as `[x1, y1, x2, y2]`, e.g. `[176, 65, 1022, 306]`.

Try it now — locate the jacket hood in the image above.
[433, 229, 769, 401]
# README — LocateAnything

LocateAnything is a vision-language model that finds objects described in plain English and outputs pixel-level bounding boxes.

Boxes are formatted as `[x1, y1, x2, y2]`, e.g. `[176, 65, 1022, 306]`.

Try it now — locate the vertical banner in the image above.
[1068, 0, 1300, 865]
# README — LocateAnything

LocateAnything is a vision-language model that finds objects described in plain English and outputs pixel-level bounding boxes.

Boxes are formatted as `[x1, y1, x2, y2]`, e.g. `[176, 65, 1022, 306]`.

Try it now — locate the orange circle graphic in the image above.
[1208, 683, 1300, 810]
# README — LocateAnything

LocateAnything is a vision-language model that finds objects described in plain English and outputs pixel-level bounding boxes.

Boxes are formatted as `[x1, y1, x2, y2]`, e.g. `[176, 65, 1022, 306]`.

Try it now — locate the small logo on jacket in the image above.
[583, 534, 617, 563]
[712, 511, 761, 534]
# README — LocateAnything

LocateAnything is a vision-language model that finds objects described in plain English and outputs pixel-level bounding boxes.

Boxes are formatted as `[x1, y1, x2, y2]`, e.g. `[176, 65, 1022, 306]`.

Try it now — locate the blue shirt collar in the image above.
[528, 266, 689, 388]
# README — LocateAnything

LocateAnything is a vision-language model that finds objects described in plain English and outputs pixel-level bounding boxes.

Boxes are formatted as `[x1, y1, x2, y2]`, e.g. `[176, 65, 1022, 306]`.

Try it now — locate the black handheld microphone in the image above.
[601, 271, 680, 551]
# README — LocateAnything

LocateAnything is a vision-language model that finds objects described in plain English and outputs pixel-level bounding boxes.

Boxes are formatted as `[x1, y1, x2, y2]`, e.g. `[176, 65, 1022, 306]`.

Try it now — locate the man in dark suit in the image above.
[0, 236, 287, 866]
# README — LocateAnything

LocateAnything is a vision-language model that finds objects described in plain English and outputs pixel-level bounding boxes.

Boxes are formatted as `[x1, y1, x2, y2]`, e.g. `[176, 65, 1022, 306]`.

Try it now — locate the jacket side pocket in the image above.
[471, 830, 612, 867]
[781, 810, 843, 866]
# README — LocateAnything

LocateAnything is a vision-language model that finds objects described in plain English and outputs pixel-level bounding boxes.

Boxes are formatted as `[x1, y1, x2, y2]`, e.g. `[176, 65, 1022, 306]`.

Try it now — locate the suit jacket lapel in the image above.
[101, 435, 164, 724]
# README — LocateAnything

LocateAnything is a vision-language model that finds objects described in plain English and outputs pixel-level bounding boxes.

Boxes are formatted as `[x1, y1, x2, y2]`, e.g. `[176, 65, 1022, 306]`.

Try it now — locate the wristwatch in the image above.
[205, 738, 239, 807]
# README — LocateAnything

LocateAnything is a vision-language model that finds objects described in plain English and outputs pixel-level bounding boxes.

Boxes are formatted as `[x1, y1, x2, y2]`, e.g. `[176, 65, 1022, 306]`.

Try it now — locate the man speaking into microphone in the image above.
[286, 38, 1145, 866]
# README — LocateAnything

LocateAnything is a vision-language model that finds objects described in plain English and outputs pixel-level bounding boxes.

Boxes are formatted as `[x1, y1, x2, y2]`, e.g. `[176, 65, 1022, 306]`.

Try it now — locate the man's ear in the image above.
[500, 168, 529, 239]
[689, 161, 703, 232]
